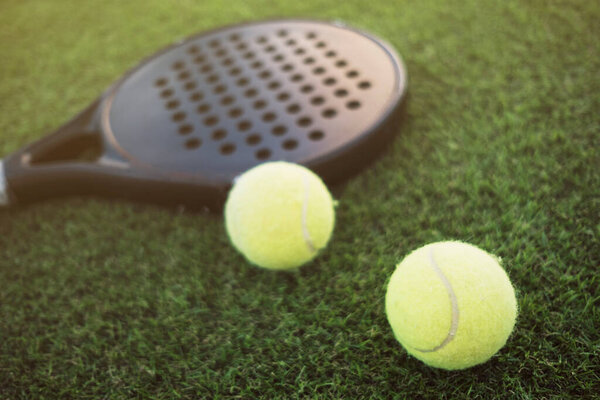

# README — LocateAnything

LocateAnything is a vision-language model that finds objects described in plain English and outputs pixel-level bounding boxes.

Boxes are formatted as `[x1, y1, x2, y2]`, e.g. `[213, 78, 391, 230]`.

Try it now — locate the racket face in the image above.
[103, 19, 407, 182]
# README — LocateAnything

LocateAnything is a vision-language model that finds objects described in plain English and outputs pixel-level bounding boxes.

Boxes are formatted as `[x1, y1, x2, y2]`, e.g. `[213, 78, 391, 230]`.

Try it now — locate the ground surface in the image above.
[0, 0, 599, 398]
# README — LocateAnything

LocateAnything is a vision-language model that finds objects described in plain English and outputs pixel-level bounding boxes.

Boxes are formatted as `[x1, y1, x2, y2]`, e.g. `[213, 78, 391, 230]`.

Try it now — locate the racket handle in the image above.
[0, 161, 9, 206]
[0, 159, 122, 206]
[0, 99, 118, 206]
[2, 155, 227, 209]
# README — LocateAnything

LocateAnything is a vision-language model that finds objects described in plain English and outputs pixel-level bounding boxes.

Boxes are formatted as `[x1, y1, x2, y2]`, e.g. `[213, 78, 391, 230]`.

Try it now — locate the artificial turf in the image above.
[1, 0, 599, 398]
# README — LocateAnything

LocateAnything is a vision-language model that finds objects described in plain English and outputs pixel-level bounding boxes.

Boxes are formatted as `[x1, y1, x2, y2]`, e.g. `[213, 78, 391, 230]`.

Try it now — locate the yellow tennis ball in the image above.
[225, 161, 335, 270]
[385, 241, 517, 370]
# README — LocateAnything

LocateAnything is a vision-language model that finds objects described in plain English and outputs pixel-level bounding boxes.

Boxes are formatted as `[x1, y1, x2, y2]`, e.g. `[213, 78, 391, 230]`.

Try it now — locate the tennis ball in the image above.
[385, 241, 517, 370]
[225, 161, 335, 270]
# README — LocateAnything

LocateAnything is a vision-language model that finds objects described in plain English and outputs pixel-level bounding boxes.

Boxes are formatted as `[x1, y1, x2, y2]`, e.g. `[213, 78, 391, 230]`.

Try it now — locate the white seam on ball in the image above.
[413, 247, 460, 353]
[301, 174, 316, 254]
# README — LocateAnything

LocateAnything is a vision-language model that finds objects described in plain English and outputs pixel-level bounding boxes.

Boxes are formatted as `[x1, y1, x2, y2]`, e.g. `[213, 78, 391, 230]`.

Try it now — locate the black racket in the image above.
[0, 19, 407, 210]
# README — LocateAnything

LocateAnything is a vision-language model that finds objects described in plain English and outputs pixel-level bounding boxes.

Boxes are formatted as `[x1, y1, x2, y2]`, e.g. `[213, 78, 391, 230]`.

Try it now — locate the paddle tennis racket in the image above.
[0, 19, 407, 209]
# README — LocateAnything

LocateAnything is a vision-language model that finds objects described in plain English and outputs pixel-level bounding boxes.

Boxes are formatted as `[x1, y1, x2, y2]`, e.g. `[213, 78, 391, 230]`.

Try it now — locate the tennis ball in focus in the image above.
[385, 241, 517, 370]
[225, 161, 335, 270]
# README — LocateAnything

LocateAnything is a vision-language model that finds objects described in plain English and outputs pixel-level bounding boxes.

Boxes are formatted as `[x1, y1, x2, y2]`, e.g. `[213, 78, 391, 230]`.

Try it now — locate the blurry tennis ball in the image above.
[225, 161, 335, 270]
[385, 241, 517, 370]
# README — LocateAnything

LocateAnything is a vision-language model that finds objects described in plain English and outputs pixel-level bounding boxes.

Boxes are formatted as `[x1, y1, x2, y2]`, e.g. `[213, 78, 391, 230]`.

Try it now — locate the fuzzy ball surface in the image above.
[225, 162, 335, 270]
[385, 241, 517, 370]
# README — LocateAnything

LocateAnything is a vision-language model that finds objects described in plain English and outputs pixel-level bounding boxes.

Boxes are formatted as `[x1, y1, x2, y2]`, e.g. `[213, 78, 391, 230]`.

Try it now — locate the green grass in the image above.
[1, 0, 599, 398]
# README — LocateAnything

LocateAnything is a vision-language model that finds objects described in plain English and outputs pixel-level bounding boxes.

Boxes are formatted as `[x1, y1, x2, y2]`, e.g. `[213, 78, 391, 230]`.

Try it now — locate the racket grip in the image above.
[1, 156, 228, 210]
[0, 160, 9, 206]
[2, 157, 130, 205]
